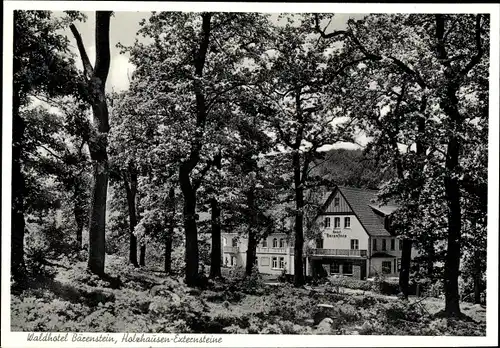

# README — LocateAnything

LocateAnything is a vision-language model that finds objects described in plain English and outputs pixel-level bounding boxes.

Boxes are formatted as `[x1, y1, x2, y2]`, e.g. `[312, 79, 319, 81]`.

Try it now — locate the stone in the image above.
[315, 318, 334, 334]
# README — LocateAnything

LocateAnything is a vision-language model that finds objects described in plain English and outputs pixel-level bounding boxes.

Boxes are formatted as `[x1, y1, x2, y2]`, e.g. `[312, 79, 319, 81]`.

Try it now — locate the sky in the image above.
[63, 12, 365, 93]
[59, 11, 368, 150]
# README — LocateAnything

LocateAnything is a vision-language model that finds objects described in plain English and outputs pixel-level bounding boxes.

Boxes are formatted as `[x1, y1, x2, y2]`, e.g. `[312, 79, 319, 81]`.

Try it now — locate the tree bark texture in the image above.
[293, 151, 305, 286]
[11, 89, 27, 284]
[245, 187, 257, 276]
[71, 11, 112, 275]
[179, 13, 212, 287]
[140, 244, 146, 267]
[209, 153, 222, 279]
[124, 171, 139, 267]
[164, 186, 175, 274]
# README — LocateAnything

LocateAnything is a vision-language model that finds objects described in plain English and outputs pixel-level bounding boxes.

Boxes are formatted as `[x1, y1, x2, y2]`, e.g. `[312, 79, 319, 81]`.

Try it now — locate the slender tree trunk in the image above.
[11, 89, 27, 284]
[245, 187, 257, 276]
[426, 240, 435, 279]
[473, 248, 481, 304]
[293, 151, 305, 287]
[71, 11, 112, 275]
[164, 186, 175, 274]
[209, 153, 222, 279]
[124, 173, 139, 267]
[140, 244, 146, 266]
[399, 240, 412, 297]
[74, 194, 86, 249]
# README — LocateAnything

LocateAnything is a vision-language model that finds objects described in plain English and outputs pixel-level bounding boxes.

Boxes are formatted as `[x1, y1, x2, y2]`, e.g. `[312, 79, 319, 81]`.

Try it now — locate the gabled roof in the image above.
[332, 186, 399, 237]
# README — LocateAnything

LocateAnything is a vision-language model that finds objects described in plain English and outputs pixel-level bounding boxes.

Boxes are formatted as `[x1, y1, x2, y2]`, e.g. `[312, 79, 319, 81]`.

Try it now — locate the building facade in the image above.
[221, 186, 416, 280]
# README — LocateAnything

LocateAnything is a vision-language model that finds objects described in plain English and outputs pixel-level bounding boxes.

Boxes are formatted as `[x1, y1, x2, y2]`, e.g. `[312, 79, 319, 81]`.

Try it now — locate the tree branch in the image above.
[69, 23, 94, 80]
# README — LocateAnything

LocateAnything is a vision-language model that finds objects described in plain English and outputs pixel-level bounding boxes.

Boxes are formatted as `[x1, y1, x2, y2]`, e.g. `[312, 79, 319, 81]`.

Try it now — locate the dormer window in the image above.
[272, 238, 278, 248]
[334, 197, 340, 207]
[279, 238, 285, 248]
[232, 238, 238, 247]
[384, 215, 392, 231]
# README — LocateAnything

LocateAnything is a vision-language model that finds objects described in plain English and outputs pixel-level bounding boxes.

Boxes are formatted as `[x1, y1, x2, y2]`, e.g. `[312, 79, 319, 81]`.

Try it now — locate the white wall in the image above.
[319, 214, 369, 250]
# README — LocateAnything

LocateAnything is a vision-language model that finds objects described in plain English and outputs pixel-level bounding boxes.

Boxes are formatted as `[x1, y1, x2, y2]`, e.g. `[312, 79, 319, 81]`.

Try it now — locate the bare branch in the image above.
[69, 23, 94, 80]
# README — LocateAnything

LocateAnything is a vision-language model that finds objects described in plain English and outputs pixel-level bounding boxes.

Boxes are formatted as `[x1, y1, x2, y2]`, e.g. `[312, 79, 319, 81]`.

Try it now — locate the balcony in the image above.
[223, 246, 239, 253]
[256, 247, 291, 254]
[311, 248, 367, 257]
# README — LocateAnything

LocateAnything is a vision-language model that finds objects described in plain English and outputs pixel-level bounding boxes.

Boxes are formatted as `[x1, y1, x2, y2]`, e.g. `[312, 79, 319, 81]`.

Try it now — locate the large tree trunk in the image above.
[179, 167, 199, 286]
[71, 11, 112, 275]
[88, 160, 108, 274]
[293, 151, 305, 287]
[245, 187, 257, 276]
[124, 172, 139, 267]
[399, 96, 428, 298]
[164, 186, 175, 274]
[209, 153, 222, 279]
[11, 90, 27, 284]
[443, 135, 462, 316]
[179, 13, 212, 287]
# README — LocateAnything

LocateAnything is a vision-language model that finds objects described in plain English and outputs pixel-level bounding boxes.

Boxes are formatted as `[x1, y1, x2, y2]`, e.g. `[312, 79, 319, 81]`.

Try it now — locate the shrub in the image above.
[327, 275, 374, 292]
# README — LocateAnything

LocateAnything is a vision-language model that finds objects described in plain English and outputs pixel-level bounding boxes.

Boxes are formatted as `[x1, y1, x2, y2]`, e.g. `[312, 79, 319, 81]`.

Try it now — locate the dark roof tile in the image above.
[335, 186, 398, 237]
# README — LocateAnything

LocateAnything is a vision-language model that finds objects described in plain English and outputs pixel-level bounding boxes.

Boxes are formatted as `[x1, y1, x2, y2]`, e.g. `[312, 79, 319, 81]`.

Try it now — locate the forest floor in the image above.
[11, 254, 486, 335]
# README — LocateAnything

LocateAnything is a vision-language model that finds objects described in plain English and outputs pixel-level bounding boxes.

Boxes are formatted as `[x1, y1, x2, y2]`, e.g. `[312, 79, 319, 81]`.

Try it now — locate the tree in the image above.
[12, 10, 82, 284]
[123, 12, 271, 286]
[314, 14, 489, 314]
[253, 16, 356, 286]
[70, 11, 113, 275]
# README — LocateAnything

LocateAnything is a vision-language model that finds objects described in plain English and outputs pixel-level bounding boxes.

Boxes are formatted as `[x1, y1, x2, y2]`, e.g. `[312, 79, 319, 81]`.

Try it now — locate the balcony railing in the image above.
[256, 247, 290, 254]
[311, 248, 367, 257]
[223, 246, 239, 253]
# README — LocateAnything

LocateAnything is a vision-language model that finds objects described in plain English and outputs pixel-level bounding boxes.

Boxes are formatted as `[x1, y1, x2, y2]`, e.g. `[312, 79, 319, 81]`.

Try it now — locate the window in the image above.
[382, 239, 387, 251]
[397, 258, 401, 271]
[262, 239, 267, 247]
[231, 256, 235, 266]
[350, 239, 359, 250]
[330, 262, 340, 274]
[225, 257, 228, 266]
[373, 239, 378, 251]
[316, 238, 323, 249]
[399, 239, 403, 250]
[272, 238, 278, 248]
[344, 217, 351, 228]
[343, 263, 353, 275]
[334, 197, 340, 207]
[334, 217, 341, 228]
[232, 238, 238, 247]
[279, 257, 285, 269]
[324, 217, 331, 227]
[261, 257, 270, 266]
[272, 257, 278, 268]
[382, 261, 392, 274]
[390, 239, 395, 251]
[394, 259, 397, 273]
[279, 239, 285, 248]
[223, 237, 227, 246]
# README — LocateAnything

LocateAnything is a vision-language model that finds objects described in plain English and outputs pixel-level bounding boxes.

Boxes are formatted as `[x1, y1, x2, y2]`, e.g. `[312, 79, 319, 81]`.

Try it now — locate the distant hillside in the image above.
[312, 148, 393, 191]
